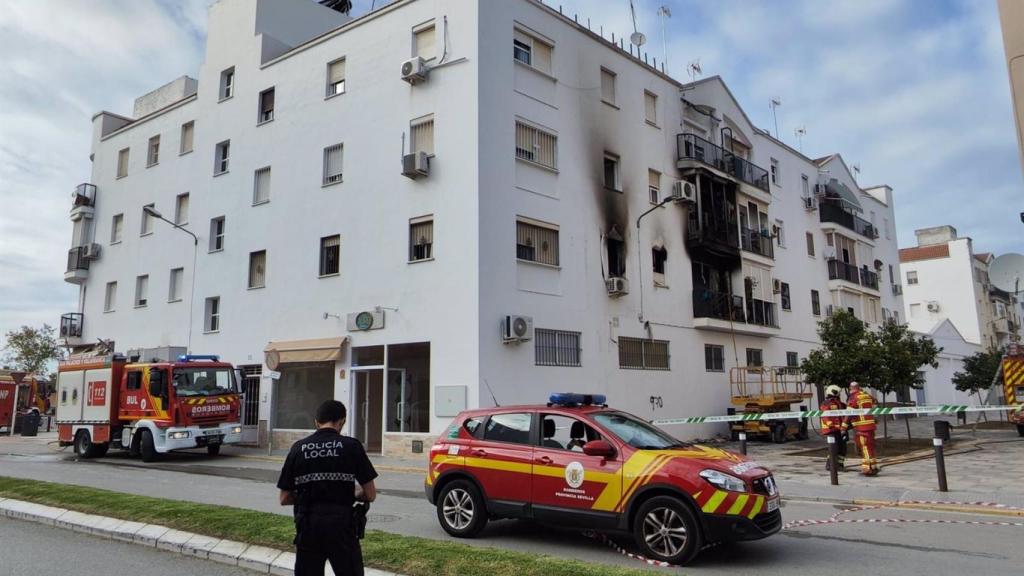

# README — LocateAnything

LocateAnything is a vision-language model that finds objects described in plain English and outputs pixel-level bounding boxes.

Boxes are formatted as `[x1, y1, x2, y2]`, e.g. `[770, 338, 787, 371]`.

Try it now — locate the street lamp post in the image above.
[143, 206, 198, 353]
[635, 195, 682, 322]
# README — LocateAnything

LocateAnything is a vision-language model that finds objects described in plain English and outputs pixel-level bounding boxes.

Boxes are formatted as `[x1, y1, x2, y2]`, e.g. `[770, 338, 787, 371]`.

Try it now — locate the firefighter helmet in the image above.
[825, 385, 841, 398]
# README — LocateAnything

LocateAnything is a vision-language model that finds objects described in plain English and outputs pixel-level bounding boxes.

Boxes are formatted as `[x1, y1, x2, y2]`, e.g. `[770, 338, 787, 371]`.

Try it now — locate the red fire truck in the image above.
[1003, 347, 1024, 436]
[56, 353, 243, 461]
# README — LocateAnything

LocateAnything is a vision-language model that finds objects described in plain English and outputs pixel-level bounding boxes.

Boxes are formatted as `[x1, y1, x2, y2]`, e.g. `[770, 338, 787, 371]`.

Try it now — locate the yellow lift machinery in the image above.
[729, 366, 813, 443]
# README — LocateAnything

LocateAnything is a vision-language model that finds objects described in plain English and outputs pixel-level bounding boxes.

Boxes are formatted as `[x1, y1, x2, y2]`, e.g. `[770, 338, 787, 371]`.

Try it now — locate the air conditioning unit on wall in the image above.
[927, 301, 941, 313]
[606, 276, 629, 297]
[402, 151, 429, 179]
[803, 196, 817, 211]
[671, 180, 697, 203]
[401, 56, 429, 84]
[502, 315, 533, 343]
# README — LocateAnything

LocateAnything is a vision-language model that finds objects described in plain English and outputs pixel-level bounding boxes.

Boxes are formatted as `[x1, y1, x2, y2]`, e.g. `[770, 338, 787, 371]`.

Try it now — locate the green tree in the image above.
[872, 320, 941, 403]
[953, 347, 1004, 402]
[801, 310, 876, 390]
[2, 324, 64, 375]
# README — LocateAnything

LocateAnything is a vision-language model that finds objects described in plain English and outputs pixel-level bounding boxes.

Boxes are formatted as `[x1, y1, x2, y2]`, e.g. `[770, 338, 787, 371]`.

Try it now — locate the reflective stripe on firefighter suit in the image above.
[847, 389, 879, 476]
[820, 398, 848, 470]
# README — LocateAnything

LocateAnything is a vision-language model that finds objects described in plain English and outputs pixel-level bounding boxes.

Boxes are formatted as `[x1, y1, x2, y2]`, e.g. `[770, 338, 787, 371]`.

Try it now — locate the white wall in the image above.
[917, 321, 981, 406]
[901, 238, 983, 344]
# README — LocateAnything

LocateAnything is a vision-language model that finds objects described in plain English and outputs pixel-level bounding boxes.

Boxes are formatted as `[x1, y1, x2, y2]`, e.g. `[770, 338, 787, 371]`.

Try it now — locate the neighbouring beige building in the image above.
[999, 0, 1024, 173]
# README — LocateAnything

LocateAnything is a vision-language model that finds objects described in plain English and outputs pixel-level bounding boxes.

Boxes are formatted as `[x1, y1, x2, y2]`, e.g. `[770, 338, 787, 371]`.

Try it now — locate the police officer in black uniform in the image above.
[278, 400, 377, 576]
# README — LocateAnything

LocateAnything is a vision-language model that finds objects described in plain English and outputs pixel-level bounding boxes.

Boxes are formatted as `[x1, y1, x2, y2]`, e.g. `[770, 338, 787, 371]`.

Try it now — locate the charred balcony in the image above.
[677, 133, 770, 193]
[819, 199, 878, 240]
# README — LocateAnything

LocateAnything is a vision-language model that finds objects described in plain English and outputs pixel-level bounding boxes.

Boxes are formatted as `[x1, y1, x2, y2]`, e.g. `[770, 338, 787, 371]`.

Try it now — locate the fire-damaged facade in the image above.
[59, 0, 903, 454]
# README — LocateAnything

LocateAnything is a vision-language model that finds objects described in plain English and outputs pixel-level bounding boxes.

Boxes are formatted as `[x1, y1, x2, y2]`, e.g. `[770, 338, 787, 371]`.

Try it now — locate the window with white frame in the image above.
[140, 204, 154, 236]
[204, 297, 220, 332]
[514, 120, 557, 169]
[209, 216, 225, 252]
[258, 87, 275, 123]
[253, 166, 271, 205]
[104, 281, 117, 312]
[513, 28, 552, 74]
[319, 235, 340, 276]
[214, 140, 230, 174]
[117, 148, 129, 178]
[644, 90, 658, 125]
[806, 232, 815, 256]
[174, 193, 189, 225]
[770, 158, 779, 185]
[907, 270, 918, 285]
[409, 217, 433, 262]
[411, 115, 434, 156]
[326, 58, 346, 96]
[248, 250, 266, 289]
[619, 337, 670, 370]
[134, 275, 148, 307]
[774, 219, 785, 247]
[413, 22, 436, 60]
[603, 153, 620, 191]
[801, 174, 810, 197]
[535, 329, 581, 367]
[600, 68, 616, 105]
[219, 67, 234, 100]
[648, 169, 660, 204]
[168, 268, 183, 302]
[147, 135, 160, 166]
[516, 219, 559, 266]
[323, 143, 343, 185]
[111, 213, 123, 244]
[180, 121, 194, 154]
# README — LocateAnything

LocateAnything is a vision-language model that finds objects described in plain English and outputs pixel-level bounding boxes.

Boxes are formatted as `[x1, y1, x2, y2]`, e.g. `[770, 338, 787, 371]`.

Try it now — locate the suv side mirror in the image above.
[582, 439, 615, 458]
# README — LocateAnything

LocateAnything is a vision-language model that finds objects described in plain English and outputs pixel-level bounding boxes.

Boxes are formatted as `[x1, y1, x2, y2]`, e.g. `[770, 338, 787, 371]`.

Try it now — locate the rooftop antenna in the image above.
[794, 126, 807, 152]
[657, 6, 671, 70]
[629, 0, 646, 48]
[769, 97, 782, 139]
[852, 163, 861, 182]
[687, 59, 702, 81]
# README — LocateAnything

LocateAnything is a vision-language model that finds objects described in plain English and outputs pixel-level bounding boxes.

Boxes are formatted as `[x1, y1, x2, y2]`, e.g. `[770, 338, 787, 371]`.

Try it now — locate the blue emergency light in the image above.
[548, 393, 607, 407]
[177, 354, 220, 362]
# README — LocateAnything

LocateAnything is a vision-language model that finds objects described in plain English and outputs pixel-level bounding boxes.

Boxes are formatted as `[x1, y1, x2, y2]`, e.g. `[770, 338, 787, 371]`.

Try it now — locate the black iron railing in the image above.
[60, 313, 83, 338]
[693, 289, 746, 322]
[677, 133, 770, 192]
[860, 268, 879, 290]
[746, 298, 778, 327]
[740, 226, 774, 259]
[827, 258, 859, 284]
[66, 247, 90, 273]
[819, 200, 878, 239]
[892, 284, 903, 296]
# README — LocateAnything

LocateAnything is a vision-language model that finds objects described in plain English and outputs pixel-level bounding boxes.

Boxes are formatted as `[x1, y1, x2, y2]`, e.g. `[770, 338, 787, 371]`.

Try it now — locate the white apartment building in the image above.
[899, 225, 1019, 349]
[60, 0, 904, 455]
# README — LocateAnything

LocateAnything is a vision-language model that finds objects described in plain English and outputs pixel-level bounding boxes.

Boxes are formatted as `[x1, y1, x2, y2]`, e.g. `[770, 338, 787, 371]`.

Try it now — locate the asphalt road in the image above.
[0, 517, 253, 576]
[1, 445, 1022, 574]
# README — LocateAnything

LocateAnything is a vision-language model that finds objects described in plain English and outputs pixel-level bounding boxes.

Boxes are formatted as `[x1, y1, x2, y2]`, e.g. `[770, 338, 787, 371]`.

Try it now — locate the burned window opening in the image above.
[652, 246, 667, 275]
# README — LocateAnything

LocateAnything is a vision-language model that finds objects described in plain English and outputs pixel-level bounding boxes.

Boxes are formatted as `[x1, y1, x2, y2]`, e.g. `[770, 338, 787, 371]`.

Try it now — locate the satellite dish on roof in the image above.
[989, 253, 1024, 293]
[631, 32, 647, 47]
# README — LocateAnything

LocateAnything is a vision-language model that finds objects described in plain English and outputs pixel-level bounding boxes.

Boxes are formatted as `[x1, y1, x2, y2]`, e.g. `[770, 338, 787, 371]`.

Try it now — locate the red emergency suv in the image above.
[425, 394, 780, 565]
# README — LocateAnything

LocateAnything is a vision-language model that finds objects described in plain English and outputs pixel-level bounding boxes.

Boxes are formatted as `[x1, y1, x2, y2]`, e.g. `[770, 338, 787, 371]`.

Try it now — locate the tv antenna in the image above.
[687, 59, 702, 81]
[851, 163, 861, 182]
[769, 97, 782, 139]
[629, 0, 646, 47]
[794, 126, 807, 152]
[657, 6, 671, 69]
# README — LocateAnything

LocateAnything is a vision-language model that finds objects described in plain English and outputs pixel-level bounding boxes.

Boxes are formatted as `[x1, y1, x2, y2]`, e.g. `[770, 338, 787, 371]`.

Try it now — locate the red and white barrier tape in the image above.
[783, 500, 1024, 530]
[581, 530, 674, 568]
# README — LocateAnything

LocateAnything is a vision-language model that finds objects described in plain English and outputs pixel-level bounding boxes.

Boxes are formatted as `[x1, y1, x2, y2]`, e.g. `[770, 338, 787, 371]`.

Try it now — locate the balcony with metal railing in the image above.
[746, 298, 778, 328]
[60, 313, 83, 340]
[860, 268, 879, 290]
[677, 133, 770, 193]
[686, 210, 740, 262]
[64, 246, 90, 284]
[693, 289, 779, 336]
[819, 199, 878, 240]
[740, 226, 774, 259]
[827, 258, 859, 284]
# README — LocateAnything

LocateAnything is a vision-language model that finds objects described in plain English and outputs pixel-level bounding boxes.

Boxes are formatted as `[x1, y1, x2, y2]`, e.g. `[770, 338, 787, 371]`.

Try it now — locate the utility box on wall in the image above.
[435, 385, 466, 417]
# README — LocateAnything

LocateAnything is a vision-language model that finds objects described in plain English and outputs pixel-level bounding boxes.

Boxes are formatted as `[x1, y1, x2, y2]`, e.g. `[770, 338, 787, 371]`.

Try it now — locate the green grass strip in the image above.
[0, 477, 652, 576]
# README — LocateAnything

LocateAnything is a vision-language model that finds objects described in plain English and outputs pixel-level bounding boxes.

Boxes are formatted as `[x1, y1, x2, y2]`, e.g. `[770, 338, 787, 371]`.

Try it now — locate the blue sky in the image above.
[0, 0, 1020, 351]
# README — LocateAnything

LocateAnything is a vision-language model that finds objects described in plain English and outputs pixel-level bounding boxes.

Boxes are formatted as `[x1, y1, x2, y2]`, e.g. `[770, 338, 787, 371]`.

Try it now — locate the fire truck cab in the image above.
[56, 353, 243, 461]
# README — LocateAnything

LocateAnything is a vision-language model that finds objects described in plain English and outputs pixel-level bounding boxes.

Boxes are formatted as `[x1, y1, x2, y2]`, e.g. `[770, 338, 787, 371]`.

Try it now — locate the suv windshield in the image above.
[592, 411, 689, 450]
[173, 367, 236, 397]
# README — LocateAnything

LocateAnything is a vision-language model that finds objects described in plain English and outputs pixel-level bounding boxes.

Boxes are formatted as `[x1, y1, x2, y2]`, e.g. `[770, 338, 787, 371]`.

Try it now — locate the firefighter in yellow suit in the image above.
[846, 382, 879, 476]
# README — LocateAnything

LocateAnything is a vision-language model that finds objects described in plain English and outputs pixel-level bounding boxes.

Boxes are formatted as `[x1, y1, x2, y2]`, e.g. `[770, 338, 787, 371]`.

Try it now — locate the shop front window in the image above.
[385, 342, 430, 433]
[273, 362, 334, 429]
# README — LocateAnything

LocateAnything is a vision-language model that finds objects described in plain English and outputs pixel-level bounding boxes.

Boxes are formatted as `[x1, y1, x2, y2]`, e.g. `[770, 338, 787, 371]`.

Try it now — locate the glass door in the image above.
[353, 369, 383, 453]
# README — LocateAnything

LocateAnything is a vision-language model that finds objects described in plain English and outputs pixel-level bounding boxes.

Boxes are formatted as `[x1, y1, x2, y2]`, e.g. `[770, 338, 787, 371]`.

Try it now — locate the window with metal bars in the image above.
[258, 87, 275, 123]
[248, 250, 266, 289]
[323, 143, 343, 185]
[515, 121, 557, 169]
[409, 218, 433, 261]
[320, 235, 340, 276]
[411, 116, 434, 156]
[618, 337, 670, 370]
[534, 329, 581, 367]
[516, 220, 559, 266]
[253, 166, 271, 205]
[326, 58, 346, 96]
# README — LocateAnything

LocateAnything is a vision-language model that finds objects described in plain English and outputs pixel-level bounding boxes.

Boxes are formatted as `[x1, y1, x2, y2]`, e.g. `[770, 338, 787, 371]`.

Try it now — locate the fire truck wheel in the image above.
[74, 430, 107, 459]
[633, 495, 701, 565]
[436, 479, 488, 538]
[207, 444, 221, 456]
[139, 429, 160, 462]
